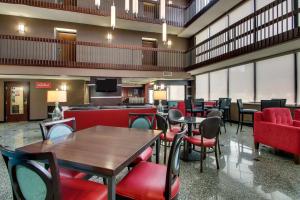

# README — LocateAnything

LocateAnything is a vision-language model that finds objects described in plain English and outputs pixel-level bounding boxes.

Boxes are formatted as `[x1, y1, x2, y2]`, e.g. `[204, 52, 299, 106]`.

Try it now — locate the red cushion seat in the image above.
[160, 131, 177, 142]
[192, 129, 201, 135]
[185, 136, 216, 147]
[61, 177, 107, 200]
[132, 147, 153, 164]
[117, 161, 180, 200]
[170, 126, 181, 133]
[59, 168, 87, 179]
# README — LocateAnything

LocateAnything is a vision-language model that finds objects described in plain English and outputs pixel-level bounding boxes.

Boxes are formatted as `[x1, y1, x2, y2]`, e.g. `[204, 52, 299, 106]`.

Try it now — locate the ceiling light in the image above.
[111, 3, 116, 30]
[160, 0, 165, 20]
[168, 0, 173, 5]
[95, 0, 100, 9]
[18, 23, 25, 34]
[162, 21, 167, 43]
[125, 0, 130, 13]
[107, 32, 112, 41]
[167, 40, 172, 47]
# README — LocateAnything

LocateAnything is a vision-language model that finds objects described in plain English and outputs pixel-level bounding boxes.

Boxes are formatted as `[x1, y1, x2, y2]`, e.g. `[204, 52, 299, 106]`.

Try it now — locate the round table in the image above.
[172, 116, 206, 161]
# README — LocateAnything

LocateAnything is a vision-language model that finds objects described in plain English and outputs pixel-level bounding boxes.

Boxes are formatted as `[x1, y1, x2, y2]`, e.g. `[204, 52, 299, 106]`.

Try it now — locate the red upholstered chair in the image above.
[128, 113, 155, 165]
[40, 118, 87, 179]
[116, 127, 187, 200]
[0, 146, 107, 200]
[254, 108, 300, 164]
[185, 117, 221, 172]
[294, 109, 300, 121]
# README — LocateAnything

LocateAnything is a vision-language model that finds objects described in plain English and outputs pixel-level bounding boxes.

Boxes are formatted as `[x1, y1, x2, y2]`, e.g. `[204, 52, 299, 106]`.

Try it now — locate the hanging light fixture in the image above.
[160, 0, 165, 20]
[125, 0, 130, 13]
[132, 0, 139, 16]
[95, 0, 100, 9]
[111, 3, 116, 30]
[162, 21, 167, 43]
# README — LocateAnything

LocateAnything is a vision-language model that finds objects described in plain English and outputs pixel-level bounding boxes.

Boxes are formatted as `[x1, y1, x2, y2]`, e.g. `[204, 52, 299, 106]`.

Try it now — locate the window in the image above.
[229, 64, 254, 102]
[195, 73, 209, 100]
[210, 69, 228, 100]
[256, 54, 295, 103]
[148, 89, 154, 104]
[167, 85, 185, 101]
[229, 0, 254, 25]
[256, 0, 275, 10]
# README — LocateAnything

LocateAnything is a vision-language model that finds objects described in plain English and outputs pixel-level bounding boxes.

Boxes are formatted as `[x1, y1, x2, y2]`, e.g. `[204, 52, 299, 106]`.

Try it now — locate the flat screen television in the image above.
[96, 79, 117, 92]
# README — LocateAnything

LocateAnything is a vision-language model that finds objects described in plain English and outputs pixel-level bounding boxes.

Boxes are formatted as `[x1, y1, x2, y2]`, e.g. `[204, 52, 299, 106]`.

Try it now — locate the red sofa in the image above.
[64, 107, 157, 131]
[254, 108, 300, 164]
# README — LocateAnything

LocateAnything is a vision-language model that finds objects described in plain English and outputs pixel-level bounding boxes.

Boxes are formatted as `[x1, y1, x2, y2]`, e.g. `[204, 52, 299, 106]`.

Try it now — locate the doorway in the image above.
[143, 2, 159, 19]
[5, 82, 30, 122]
[56, 29, 77, 62]
[142, 39, 157, 66]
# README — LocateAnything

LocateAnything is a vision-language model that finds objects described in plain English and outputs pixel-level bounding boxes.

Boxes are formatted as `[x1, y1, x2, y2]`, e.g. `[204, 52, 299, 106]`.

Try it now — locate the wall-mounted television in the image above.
[96, 79, 118, 92]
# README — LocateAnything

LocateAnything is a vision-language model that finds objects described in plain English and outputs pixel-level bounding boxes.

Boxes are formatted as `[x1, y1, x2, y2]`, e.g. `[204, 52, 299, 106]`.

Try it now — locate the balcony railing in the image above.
[0, 34, 185, 71]
[0, 0, 218, 27]
[186, 0, 300, 71]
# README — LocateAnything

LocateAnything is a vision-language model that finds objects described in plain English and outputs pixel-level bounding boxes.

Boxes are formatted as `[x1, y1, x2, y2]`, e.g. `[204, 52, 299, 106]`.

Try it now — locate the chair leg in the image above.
[164, 140, 167, 164]
[223, 122, 226, 133]
[200, 146, 204, 173]
[241, 114, 244, 131]
[236, 113, 240, 134]
[229, 109, 232, 126]
[255, 142, 259, 151]
[294, 155, 300, 164]
[215, 144, 219, 170]
[218, 139, 221, 155]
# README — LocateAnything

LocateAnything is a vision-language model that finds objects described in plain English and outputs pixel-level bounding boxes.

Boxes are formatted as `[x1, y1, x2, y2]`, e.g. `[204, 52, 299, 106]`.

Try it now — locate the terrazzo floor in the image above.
[0, 122, 299, 200]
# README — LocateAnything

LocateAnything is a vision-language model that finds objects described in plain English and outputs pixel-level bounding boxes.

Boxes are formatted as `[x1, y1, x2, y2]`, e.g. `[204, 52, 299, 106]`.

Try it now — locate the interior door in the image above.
[56, 31, 77, 62]
[5, 82, 29, 122]
[142, 39, 157, 66]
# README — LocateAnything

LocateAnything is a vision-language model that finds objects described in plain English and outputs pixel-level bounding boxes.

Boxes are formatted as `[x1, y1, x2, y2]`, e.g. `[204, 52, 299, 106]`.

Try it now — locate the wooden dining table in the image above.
[17, 125, 161, 200]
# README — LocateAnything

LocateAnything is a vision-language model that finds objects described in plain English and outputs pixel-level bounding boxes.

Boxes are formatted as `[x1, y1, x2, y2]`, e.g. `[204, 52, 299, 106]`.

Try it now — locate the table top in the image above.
[17, 125, 161, 176]
[173, 116, 206, 124]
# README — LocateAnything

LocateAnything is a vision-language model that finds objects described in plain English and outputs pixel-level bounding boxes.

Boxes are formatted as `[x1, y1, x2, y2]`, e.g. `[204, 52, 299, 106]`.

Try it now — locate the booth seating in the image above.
[254, 108, 300, 164]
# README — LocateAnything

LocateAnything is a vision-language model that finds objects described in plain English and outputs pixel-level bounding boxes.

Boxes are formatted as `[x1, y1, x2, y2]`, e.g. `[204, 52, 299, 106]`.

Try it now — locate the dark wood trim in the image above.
[208, 72, 211, 100]
[227, 68, 229, 98]
[294, 53, 298, 104]
[254, 62, 257, 102]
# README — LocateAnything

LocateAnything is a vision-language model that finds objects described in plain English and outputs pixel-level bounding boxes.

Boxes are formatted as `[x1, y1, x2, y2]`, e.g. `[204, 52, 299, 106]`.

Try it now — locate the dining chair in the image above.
[185, 117, 221, 173]
[128, 113, 155, 165]
[0, 145, 107, 200]
[236, 99, 258, 134]
[40, 118, 86, 179]
[156, 113, 181, 165]
[271, 98, 287, 107]
[260, 99, 282, 110]
[116, 127, 187, 200]
[168, 109, 183, 133]
[194, 99, 205, 117]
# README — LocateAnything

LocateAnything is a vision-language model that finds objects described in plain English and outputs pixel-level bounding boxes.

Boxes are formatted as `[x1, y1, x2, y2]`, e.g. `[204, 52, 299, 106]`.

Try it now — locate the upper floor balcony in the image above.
[0, 0, 218, 28]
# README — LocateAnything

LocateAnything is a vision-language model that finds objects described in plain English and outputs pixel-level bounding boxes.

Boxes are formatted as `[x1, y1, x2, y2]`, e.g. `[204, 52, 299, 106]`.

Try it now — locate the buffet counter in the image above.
[64, 106, 157, 130]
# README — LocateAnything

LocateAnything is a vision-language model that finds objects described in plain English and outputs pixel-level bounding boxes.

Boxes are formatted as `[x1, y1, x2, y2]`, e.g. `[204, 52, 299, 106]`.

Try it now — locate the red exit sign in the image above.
[35, 82, 52, 89]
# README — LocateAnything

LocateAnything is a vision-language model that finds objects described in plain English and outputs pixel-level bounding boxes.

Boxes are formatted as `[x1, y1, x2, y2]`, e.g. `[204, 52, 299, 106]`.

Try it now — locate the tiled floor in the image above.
[0, 122, 300, 200]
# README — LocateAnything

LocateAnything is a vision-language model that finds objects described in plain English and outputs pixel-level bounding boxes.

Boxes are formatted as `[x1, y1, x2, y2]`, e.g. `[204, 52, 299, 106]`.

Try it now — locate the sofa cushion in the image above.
[263, 108, 293, 126]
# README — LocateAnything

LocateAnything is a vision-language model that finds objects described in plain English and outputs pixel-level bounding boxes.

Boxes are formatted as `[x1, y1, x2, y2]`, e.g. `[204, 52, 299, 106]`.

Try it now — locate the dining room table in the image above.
[17, 125, 161, 200]
[172, 116, 206, 161]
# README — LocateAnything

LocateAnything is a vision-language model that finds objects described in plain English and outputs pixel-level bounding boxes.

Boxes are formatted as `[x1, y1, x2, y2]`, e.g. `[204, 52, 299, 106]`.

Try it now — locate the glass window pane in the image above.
[229, 63, 254, 102]
[196, 73, 209, 100]
[257, 54, 295, 104]
[229, 0, 254, 25]
[10, 87, 24, 115]
[210, 69, 228, 100]
[168, 85, 185, 101]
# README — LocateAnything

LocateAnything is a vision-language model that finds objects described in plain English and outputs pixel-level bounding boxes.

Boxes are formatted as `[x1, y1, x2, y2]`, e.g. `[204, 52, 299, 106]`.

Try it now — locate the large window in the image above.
[229, 64, 254, 102]
[195, 73, 209, 100]
[167, 85, 185, 101]
[256, 54, 295, 103]
[210, 69, 228, 100]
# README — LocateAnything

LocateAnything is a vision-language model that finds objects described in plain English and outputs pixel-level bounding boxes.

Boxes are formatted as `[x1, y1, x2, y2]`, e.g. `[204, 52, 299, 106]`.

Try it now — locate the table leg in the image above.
[107, 176, 116, 200]
[183, 123, 192, 161]
[156, 137, 161, 164]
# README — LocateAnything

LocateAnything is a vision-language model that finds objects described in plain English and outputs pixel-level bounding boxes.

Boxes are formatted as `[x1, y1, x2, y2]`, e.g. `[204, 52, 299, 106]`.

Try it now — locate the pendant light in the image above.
[125, 0, 130, 13]
[111, 3, 116, 29]
[95, 0, 100, 9]
[133, 0, 139, 16]
[160, 0, 165, 20]
[162, 21, 167, 43]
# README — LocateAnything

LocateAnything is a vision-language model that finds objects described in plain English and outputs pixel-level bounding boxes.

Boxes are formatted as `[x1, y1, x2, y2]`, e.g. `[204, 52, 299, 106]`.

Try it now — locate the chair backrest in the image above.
[261, 100, 282, 111]
[155, 114, 168, 134]
[262, 108, 293, 126]
[165, 127, 187, 200]
[225, 98, 232, 107]
[194, 99, 204, 109]
[184, 99, 193, 110]
[128, 113, 155, 129]
[0, 146, 61, 200]
[199, 117, 221, 139]
[168, 109, 183, 126]
[218, 98, 227, 109]
[40, 118, 76, 140]
[237, 99, 243, 112]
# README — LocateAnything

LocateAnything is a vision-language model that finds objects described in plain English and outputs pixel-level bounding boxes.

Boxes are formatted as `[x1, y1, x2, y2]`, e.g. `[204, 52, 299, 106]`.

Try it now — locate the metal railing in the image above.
[0, 0, 218, 27]
[0, 34, 186, 71]
[186, 0, 300, 70]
